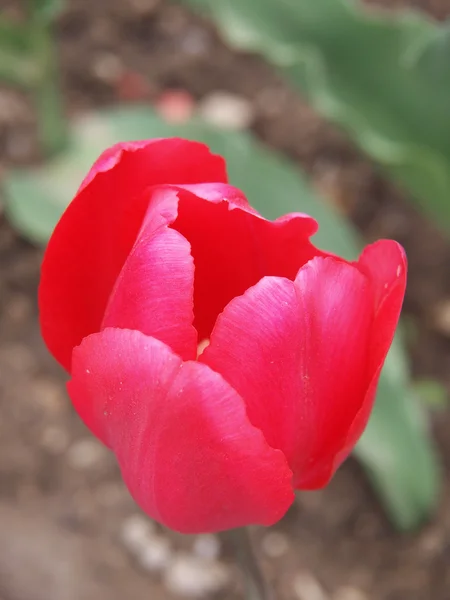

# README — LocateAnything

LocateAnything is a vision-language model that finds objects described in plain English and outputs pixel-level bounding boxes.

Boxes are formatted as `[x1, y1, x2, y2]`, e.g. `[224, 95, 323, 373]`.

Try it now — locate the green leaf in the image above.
[0, 17, 32, 53]
[413, 378, 448, 412]
[0, 48, 41, 88]
[3, 106, 440, 529]
[30, 0, 66, 20]
[0, 18, 40, 87]
[354, 336, 440, 530]
[182, 0, 450, 232]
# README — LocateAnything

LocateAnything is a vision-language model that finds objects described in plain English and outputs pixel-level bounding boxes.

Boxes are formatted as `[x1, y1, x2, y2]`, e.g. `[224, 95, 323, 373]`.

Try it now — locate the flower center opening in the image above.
[170, 189, 321, 342]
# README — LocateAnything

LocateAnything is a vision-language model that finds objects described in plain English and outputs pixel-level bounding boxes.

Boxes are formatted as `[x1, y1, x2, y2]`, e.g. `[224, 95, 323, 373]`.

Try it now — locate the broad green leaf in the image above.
[413, 378, 448, 412]
[0, 18, 32, 53]
[182, 0, 450, 232]
[30, 0, 66, 20]
[3, 106, 440, 528]
[0, 18, 40, 87]
[0, 47, 41, 87]
[354, 336, 439, 530]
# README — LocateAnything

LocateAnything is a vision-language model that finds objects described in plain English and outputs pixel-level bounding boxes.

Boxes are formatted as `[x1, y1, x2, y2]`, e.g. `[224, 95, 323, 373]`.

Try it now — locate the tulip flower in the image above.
[39, 138, 406, 534]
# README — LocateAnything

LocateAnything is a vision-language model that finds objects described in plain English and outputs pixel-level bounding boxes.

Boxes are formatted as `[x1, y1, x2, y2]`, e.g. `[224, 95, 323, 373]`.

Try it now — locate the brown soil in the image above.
[1, 1, 450, 599]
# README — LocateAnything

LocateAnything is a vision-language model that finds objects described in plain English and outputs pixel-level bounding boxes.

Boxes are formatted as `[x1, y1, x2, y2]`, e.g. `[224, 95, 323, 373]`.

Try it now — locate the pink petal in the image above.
[172, 187, 325, 341]
[101, 180, 315, 362]
[357, 240, 407, 373]
[68, 328, 294, 533]
[201, 257, 374, 489]
[39, 139, 227, 371]
[332, 240, 407, 468]
[102, 188, 197, 361]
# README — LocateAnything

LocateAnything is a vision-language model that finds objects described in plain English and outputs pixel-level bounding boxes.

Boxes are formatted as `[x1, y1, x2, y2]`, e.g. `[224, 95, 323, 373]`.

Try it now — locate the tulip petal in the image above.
[68, 328, 294, 533]
[332, 240, 407, 468]
[173, 187, 325, 341]
[201, 257, 374, 489]
[101, 187, 197, 361]
[100, 181, 272, 361]
[357, 240, 407, 372]
[39, 139, 227, 371]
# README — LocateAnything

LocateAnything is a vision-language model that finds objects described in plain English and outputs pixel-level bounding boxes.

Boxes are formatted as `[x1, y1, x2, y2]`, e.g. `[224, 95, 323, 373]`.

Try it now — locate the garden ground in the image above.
[1, 1, 450, 598]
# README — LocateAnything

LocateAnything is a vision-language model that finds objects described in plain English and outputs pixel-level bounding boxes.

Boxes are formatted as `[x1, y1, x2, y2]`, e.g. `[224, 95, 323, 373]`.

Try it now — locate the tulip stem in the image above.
[225, 528, 273, 600]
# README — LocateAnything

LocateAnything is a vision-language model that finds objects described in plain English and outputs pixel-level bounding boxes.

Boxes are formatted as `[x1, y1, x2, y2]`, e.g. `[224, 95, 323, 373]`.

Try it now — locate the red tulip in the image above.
[39, 138, 406, 533]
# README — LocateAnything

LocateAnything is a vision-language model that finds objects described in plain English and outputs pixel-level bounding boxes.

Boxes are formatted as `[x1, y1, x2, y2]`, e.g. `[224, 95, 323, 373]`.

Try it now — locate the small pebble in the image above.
[155, 90, 195, 124]
[198, 92, 254, 130]
[432, 299, 450, 336]
[193, 534, 221, 561]
[333, 587, 368, 600]
[120, 514, 156, 552]
[128, 0, 159, 16]
[32, 378, 66, 415]
[164, 553, 230, 598]
[121, 514, 172, 573]
[67, 438, 108, 470]
[40, 426, 69, 454]
[262, 531, 289, 558]
[293, 572, 329, 600]
[139, 536, 172, 572]
[92, 52, 124, 84]
[419, 528, 445, 556]
[179, 27, 212, 57]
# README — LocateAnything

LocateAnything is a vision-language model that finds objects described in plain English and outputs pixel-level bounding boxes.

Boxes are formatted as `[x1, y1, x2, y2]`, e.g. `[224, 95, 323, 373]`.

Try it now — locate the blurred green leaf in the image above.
[182, 0, 450, 232]
[0, 18, 32, 52]
[354, 337, 440, 530]
[3, 106, 440, 528]
[0, 18, 40, 87]
[413, 378, 448, 412]
[0, 48, 41, 87]
[30, 0, 66, 20]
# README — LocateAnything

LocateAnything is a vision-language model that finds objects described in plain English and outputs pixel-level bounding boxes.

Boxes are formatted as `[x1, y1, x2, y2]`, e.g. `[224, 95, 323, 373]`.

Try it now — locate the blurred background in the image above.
[1, 0, 450, 598]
